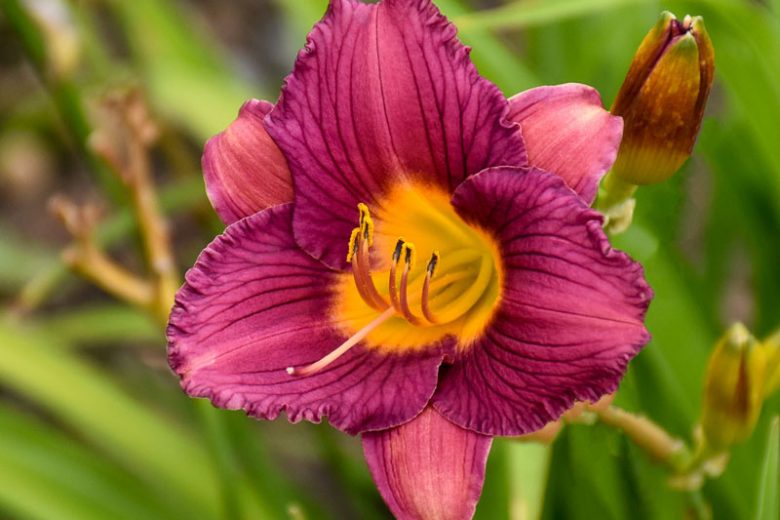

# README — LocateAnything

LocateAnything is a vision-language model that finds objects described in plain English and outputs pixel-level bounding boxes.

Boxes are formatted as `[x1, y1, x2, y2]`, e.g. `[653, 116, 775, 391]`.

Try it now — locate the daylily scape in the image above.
[167, 0, 653, 518]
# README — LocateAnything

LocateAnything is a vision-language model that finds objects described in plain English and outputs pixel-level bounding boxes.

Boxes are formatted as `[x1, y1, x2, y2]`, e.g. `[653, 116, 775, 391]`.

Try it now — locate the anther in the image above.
[403, 243, 417, 269]
[392, 238, 405, 263]
[357, 203, 374, 246]
[426, 250, 440, 277]
[346, 228, 360, 263]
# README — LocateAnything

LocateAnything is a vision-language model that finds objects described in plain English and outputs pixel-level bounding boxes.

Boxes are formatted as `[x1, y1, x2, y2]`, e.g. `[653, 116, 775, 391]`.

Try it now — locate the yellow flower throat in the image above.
[288, 182, 502, 377]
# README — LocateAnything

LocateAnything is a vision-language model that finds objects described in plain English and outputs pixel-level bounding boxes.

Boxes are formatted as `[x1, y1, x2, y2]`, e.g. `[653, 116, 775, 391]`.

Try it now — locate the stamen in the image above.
[388, 238, 405, 311]
[286, 307, 395, 376]
[421, 251, 440, 323]
[348, 204, 388, 310]
[399, 243, 424, 325]
[354, 232, 388, 309]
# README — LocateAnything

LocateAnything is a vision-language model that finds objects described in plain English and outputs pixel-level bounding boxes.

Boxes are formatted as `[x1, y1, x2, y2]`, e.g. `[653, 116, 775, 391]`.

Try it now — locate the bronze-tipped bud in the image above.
[611, 12, 715, 185]
[701, 323, 765, 450]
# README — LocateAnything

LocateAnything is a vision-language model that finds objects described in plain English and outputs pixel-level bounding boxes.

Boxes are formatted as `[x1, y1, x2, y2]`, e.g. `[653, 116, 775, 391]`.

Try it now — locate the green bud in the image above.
[701, 323, 765, 450]
[760, 330, 780, 397]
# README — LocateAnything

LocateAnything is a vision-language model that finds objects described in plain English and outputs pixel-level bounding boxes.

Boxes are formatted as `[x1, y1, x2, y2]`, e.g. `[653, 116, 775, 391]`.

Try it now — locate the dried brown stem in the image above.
[49, 196, 154, 309]
[89, 89, 179, 323]
[51, 89, 179, 325]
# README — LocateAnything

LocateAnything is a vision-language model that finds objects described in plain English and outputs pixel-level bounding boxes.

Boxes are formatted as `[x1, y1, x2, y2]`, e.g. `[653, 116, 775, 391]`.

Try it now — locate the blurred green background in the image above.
[1, 0, 779, 518]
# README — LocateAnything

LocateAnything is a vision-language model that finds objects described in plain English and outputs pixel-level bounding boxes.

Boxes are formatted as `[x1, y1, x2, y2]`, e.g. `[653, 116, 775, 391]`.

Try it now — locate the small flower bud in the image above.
[760, 330, 780, 397]
[611, 12, 715, 185]
[701, 323, 765, 450]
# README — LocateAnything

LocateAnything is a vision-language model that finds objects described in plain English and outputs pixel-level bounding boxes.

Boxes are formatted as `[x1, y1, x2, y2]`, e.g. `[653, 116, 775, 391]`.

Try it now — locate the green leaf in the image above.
[38, 304, 160, 347]
[506, 442, 550, 520]
[475, 439, 511, 520]
[755, 417, 780, 520]
[0, 404, 177, 520]
[0, 319, 220, 519]
[453, 0, 652, 31]
[106, 0, 259, 139]
[0, 227, 56, 290]
[438, 0, 540, 93]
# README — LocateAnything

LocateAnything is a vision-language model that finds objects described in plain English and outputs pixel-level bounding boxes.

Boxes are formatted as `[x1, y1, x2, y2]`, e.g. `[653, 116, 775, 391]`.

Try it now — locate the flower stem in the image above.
[595, 171, 638, 235]
[594, 405, 691, 472]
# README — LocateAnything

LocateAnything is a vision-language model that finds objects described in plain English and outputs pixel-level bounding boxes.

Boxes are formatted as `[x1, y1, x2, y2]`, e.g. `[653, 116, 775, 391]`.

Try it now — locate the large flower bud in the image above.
[611, 12, 715, 185]
[701, 324, 765, 450]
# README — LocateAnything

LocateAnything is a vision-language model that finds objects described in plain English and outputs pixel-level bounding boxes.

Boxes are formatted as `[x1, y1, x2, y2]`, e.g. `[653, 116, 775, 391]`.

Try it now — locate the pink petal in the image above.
[362, 406, 491, 520]
[167, 204, 443, 434]
[432, 166, 651, 436]
[507, 84, 623, 204]
[203, 99, 293, 225]
[266, 0, 526, 269]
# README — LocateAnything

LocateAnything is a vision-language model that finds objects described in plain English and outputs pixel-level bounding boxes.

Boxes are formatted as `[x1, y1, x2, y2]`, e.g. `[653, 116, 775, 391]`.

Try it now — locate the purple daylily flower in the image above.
[167, 1, 653, 518]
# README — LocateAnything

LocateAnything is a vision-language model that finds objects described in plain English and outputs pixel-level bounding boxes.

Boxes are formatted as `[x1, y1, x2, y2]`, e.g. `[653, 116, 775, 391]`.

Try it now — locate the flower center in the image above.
[287, 182, 502, 377]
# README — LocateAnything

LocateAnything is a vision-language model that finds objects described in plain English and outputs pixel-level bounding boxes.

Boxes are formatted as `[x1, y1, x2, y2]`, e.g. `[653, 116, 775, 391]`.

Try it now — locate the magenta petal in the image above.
[203, 99, 293, 225]
[362, 407, 491, 520]
[167, 204, 442, 434]
[433, 167, 652, 436]
[266, 0, 526, 269]
[507, 84, 623, 204]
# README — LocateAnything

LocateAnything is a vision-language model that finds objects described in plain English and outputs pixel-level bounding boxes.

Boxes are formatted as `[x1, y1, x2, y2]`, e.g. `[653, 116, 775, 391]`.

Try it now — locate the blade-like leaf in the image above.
[453, 0, 651, 31]
[0, 319, 220, 519]
[755, 417, 780, 520]
[0, 404, 178, 520]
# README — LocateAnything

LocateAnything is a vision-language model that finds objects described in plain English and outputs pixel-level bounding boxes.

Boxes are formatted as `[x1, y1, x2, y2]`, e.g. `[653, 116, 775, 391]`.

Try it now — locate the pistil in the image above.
[290, 199, 500, 376]
[287, 306, 396, 376]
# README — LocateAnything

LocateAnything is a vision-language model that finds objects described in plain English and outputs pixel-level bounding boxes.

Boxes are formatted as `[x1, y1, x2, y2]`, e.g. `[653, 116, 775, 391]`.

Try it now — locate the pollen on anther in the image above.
[357, 203, 375, 246]
[346, 227, 360, 263]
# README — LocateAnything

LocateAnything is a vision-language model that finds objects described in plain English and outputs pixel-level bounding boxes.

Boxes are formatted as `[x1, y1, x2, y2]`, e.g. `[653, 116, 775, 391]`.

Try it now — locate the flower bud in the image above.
[701, 323, 765, 450]
[611, 12, 715, 185]
[760, 330, 780, 397]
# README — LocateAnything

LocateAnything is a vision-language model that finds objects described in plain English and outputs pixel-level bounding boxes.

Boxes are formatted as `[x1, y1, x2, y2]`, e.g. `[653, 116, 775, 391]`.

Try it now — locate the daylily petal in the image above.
[167, 204, 443, 434]
[203, 99, 293, 225]
[507, 84, 623, 204]
[433, 166, 652, 436]
[362, 406, 491, 520]
[266, 0, 526, 269]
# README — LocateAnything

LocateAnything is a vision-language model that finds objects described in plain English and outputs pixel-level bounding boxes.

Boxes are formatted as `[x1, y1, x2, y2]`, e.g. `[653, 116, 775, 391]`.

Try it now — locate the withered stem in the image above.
[64, 243, 155, 309]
